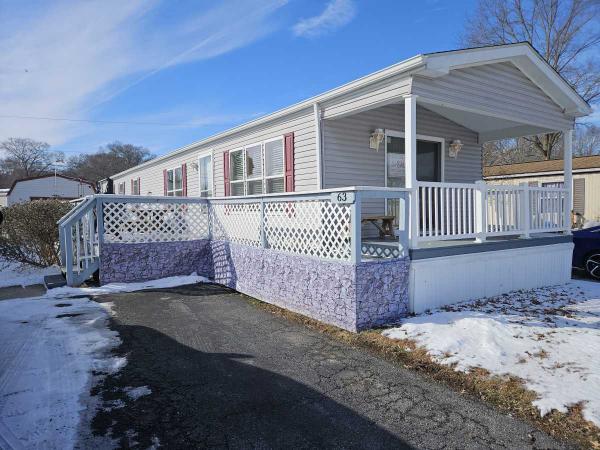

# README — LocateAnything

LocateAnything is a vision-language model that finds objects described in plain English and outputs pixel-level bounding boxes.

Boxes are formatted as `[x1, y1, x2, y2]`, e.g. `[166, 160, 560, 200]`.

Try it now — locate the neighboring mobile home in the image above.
[484, 155, 600, 223]
[59, 43, 592, 332]
[2, 174, 95, 206]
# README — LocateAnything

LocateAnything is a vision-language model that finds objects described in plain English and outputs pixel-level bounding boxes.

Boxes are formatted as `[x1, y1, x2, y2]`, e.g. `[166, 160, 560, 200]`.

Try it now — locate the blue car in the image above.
[573, 225, 600, 280]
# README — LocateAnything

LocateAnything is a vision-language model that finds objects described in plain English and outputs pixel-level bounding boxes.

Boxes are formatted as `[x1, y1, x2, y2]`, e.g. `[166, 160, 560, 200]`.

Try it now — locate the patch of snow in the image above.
[99, 301, 117, 317]
[383, 281, 600, 426]
[0, 257, 60, 288]
[124, 386, 152, 400]
[103, 399, 126, 411]
[0, 296, 123, 449]
[46, 273, 209, 298]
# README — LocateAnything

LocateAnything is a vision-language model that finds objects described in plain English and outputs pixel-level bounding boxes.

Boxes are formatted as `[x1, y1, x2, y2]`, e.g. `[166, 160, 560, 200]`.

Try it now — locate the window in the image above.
[117, 182, 126, 194]
[166, 167, 184, 196]
[264, 138, 285, 193]
[131, 178, 140, 195]
[228, 138, 285, 196]
[198, 154, 213, 197]
[229, 150, 245, 196]
[542, 182, 564, 188]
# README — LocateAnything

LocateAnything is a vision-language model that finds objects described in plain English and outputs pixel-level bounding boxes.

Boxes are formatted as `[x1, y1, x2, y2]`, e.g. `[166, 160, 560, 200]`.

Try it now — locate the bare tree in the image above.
[463, 0, 600, 161]
[65, 141, 155, 183]
[573, 123, 600, 156]
[0, 138, 57, 186]
[482, 137, 551, 165]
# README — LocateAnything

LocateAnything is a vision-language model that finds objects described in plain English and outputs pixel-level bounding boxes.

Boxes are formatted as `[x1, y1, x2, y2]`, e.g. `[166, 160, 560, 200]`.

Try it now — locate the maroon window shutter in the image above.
[223, 151, 230, 196]
[182, 163, 188, 196]
[138, 177, 141, 195]
[284, 132, 295, 192]
[163, 169, 168, 196]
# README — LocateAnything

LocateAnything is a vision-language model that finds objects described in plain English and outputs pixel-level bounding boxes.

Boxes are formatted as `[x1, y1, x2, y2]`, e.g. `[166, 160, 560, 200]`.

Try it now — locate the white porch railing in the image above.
[414, 181, 568, 245]
[58, 196, 101, 286]
[58, 183, 568, 285]
[58, 188, 411, 286]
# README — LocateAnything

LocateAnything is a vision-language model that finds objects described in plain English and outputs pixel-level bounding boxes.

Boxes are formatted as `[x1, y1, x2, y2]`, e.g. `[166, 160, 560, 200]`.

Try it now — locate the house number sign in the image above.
[331, 192, 355, 204]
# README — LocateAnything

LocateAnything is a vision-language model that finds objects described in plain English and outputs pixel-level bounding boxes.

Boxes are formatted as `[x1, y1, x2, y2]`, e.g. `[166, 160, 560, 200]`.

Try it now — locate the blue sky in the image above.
[1, 0, 491, 158]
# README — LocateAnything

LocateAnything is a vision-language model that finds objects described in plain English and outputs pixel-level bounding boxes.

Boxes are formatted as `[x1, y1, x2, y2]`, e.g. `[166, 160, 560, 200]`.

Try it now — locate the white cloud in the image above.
[292, 0, 356, 38]
[0, 0, 287, 147]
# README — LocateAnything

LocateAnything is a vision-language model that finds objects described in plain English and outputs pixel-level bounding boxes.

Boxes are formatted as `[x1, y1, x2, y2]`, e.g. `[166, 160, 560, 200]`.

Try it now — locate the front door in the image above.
[385, 135, 442, 187]
[385, 134, 442, 229]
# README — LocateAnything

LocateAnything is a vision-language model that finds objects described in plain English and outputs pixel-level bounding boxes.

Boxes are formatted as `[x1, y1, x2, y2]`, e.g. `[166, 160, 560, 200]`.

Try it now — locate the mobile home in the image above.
[59, 43, 591, 331]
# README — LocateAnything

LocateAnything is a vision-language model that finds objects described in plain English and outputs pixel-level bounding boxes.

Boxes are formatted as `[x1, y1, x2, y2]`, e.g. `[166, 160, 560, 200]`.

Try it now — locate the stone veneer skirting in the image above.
[100, 239, 409, 332]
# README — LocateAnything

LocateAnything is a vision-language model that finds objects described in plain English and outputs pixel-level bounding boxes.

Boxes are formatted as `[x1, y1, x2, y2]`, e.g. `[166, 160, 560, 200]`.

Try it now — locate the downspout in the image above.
[313, 102, 323, 190]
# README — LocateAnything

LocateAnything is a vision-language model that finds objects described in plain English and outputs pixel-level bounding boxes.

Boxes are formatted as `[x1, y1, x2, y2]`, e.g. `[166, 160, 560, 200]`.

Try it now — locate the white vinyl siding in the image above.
[112, 108, 317, 197]
[322, 103, 480, 189]
[411, 61, 574, 132]
[6, 177, 94, 205]
[321, 74, 412, 119]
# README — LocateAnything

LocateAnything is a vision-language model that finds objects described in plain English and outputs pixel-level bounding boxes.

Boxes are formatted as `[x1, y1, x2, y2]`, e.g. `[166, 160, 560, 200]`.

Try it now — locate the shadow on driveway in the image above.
[89, 283, 566, 449]
[92, 322, 407, 449]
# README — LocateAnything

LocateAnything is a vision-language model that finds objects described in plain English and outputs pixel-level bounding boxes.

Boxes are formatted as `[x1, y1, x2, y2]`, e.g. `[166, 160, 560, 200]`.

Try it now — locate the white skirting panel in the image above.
[409, 243, 573, 314]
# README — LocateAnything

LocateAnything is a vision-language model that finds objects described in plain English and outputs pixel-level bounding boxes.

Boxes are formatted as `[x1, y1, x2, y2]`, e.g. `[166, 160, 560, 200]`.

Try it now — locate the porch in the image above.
[58, 181, 572, 331]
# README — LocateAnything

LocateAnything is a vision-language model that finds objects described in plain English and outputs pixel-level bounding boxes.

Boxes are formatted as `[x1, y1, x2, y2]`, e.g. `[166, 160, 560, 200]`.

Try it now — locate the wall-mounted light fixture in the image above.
[448, 139, 463, 158]
[370, 128, 385, 151]
[190, 161, 199, 171]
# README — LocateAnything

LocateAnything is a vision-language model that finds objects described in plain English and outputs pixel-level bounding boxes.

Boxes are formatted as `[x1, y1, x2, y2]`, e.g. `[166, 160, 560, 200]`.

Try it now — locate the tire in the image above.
[585, 253, 600, 280]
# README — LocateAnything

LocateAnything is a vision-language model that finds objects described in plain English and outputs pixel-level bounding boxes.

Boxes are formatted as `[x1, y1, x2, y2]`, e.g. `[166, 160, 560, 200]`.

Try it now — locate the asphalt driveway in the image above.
[89, 283, 568, 449]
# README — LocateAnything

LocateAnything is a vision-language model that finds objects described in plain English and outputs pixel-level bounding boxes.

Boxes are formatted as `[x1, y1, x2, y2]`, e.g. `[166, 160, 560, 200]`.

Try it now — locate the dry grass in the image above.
[242, 294, 600, 449]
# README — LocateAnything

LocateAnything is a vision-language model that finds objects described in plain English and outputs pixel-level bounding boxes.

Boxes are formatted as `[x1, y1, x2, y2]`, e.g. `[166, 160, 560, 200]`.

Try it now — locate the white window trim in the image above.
[228, 137, 286, 195]
[117, 181, 126, 195]
[166, 166, 184, 197]
[198, 152, 213, 197]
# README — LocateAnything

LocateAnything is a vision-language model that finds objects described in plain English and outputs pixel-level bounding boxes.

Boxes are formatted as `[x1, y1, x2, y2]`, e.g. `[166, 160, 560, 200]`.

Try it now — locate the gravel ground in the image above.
[87, 283, 571, 449]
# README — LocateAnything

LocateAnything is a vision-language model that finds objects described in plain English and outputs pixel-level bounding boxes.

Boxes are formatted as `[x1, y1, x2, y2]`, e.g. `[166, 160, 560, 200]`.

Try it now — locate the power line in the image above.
[0, 114, 199, 127]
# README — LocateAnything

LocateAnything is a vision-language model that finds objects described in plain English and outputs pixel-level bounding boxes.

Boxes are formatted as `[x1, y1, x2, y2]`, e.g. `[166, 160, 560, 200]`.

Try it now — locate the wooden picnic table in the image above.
[361, 215, 396, 239]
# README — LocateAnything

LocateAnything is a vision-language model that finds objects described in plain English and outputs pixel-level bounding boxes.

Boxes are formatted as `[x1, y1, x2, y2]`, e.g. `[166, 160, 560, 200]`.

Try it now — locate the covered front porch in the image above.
[317, 58, 577, 252]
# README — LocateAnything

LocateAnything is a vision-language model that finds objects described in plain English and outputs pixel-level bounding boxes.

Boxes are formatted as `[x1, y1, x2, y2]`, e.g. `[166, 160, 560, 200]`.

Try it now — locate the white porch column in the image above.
[563, 129, 573, 234]
[404, 94, 419, 248]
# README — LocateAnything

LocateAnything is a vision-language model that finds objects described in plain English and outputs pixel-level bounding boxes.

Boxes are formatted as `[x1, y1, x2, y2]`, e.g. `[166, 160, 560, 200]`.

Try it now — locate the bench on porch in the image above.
[362, 215, 396, 239]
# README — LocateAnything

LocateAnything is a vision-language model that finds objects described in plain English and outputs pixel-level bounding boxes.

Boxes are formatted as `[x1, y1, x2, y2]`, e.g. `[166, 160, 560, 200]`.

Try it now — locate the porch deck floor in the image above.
[361, 232, 571, 260]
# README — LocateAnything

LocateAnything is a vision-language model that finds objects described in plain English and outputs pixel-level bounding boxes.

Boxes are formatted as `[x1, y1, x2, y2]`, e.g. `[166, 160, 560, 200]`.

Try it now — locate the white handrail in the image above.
[415, 181, 568, 244]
